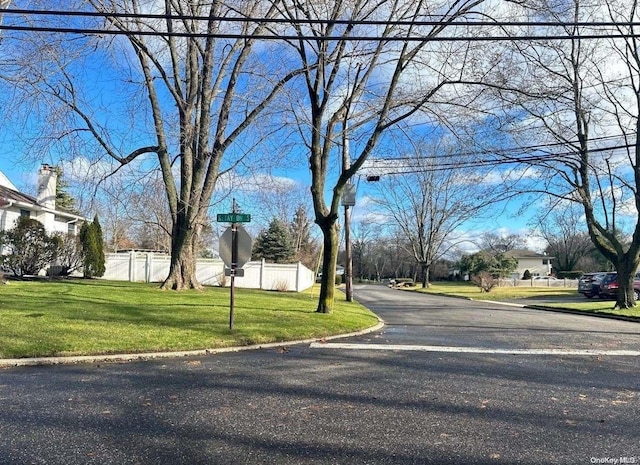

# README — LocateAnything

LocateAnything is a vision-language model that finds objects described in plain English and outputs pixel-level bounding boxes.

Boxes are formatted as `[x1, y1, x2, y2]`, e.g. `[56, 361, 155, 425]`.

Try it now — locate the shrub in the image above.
[471, 271, 498, 292]
[53, 233, 83, 276]
[0, 217, 60, 277]
[522, 269, 532, 280]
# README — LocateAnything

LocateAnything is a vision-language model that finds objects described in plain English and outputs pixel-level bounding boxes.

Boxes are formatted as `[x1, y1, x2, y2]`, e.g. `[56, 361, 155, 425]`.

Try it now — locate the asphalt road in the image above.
[1, 284, 639, 465]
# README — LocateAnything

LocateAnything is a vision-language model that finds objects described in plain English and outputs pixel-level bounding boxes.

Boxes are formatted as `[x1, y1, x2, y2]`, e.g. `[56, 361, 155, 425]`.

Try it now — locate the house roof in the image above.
[503, 249, 551, 259]
[0, 171, 18, 191]
[0, 184, 38, 206]
[0, 182, 85, 220]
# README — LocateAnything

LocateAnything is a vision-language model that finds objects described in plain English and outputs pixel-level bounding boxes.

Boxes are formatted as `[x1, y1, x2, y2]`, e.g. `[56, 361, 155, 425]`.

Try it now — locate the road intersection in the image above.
[1, 284, 638, 464]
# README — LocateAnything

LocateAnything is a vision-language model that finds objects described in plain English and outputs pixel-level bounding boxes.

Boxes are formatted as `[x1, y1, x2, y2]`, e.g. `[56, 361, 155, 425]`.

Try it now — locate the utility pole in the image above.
[342, 118, 354, 302]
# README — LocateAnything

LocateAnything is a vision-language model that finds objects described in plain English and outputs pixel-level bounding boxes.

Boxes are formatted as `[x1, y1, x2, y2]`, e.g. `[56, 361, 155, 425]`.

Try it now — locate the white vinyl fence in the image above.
[102, 252, 315, 292]
[499, 278, 578, 288]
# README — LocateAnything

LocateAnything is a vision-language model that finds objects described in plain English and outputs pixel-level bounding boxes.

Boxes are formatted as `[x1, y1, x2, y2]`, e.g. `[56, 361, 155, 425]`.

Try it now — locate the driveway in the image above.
[0, 283, 639, 464]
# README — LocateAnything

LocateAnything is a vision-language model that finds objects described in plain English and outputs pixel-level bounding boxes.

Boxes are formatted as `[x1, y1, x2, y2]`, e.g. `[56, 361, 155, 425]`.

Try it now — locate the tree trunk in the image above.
[161, 217, 202, 291]
[614, 260, 638, 310]
[316, 221, 339, 314]
[421, 263, 430, 288]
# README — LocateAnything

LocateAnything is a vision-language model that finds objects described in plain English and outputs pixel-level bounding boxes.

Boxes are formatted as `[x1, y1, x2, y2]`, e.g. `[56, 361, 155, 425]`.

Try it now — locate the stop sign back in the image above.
[219, 224, 252, 268]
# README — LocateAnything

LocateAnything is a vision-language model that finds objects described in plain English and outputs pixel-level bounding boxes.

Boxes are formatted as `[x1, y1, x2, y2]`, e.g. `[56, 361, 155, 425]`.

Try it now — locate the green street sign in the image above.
[217, 213, 251, 223]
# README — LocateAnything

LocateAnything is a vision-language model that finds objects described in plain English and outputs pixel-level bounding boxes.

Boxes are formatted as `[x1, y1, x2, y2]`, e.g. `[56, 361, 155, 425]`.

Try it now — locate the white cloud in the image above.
[216, 171, 300, 194]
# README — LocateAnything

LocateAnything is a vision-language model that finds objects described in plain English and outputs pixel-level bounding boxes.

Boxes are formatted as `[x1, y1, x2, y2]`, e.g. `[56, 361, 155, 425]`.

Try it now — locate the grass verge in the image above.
[0, 279, 379, 359]
[414, 282, 640, 319]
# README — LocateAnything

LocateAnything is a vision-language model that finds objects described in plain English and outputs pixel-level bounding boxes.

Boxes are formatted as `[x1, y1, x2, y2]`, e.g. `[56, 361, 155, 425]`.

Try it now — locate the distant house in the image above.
[0, 165, 86, 235]
[503, 249, 553, 280]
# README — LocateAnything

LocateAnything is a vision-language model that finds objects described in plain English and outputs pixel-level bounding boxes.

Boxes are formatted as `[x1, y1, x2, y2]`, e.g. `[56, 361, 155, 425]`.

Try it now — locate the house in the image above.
[0, 164, 86, 235]
[503, 249, 553, 280]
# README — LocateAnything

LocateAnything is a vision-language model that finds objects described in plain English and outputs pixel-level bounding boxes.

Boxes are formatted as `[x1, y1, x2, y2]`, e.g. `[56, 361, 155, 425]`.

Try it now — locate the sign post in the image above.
[218, 200, 252, 330]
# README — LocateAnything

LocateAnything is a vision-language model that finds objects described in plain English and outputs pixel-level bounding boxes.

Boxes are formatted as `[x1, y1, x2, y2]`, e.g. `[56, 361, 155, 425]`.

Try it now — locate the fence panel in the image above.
[195, 259, 225, 286]
[103, 253, 315, 292]
[102, 254, 131, 281]
[499, 278, 578, 288]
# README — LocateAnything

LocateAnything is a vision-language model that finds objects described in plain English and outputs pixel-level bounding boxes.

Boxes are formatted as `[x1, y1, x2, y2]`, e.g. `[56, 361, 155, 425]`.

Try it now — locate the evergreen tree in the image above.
[80, 215, 106, 278]
[92, 215, 106, 277]
[253, 219, 295, 264]
[79, 222, 93, 278]
[54, 167, 80, 214]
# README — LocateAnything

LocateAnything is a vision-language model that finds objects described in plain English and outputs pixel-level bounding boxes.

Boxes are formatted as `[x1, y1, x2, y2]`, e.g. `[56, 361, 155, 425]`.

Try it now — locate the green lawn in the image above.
[0, 279, 379, 359]
[415, 282, 640, 318]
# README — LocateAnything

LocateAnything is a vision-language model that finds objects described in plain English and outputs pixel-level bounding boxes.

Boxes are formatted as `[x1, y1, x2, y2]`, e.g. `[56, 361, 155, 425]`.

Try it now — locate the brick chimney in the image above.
[37, 164, 57, 209]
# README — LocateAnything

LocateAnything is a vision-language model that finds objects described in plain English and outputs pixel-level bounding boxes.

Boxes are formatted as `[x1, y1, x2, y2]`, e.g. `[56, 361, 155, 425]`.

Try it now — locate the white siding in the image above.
[0, 208, 20, 231]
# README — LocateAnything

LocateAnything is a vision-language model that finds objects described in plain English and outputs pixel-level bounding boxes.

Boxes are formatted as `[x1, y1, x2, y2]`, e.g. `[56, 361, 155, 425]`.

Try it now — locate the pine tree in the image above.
[54, 167, 80, 214]
[253, 219, 295, 263]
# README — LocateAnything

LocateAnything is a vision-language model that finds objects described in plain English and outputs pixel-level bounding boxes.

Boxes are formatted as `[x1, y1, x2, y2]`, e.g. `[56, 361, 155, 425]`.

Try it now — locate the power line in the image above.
[369, 134, 631, 163]
[364, 140, 637, 175]
[3, 8, 640, 28]
[1, 8, 639, 41]
[0, 23, 637, 41]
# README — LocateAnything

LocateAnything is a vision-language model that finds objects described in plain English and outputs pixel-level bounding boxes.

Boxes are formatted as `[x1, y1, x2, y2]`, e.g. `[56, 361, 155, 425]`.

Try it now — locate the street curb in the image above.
[472, 298, 640, 323]
[0, 319, 385, 368]
[400, 287, 640, 324]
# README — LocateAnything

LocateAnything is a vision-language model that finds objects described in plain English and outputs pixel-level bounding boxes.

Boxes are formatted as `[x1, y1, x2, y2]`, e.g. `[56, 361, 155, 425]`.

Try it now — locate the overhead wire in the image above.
[367, 134, 629, 163]
[1, 7, 640, 26]
[0, 8, 639, 41]
[364, 141, 637, 175]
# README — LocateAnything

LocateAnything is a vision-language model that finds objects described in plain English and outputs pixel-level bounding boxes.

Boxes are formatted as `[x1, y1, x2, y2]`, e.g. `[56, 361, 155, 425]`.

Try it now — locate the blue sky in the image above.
[0, 4, 548, 255]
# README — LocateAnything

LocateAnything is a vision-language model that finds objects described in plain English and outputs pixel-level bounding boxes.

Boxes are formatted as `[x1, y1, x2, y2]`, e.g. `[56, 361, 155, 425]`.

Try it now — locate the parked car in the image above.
[598, 272, 640, 300]
[577, 272, 608, 298]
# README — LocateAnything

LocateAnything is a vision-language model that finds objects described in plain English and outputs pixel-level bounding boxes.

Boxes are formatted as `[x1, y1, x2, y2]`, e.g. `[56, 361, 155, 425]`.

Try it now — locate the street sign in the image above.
[342, 183, 356, 206]
[219, 224, 252, 269]
[224, 267, 245, 277]
[219, 223, 252, 330]
[217, 213, 251, 223]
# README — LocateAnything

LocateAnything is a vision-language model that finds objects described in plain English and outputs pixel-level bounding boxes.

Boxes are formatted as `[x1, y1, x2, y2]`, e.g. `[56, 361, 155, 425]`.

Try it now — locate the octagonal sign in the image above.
[219, 224, 252, 268]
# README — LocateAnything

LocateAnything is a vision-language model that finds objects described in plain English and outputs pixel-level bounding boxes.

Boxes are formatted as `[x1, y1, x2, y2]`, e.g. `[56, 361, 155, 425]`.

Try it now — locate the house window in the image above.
[67, 223, 76, 235]
[20, 209, 30, 218]
[543, 259, 549, 265]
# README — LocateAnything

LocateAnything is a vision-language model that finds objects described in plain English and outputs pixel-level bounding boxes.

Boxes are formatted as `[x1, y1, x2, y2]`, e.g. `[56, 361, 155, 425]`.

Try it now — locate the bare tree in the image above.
[289, 204, 319, 270]
[8, 1, 304, 290]
[369, 139, 502, 288]
[350, 218, 383, 282]
[478, 232, 527, 255]
[534, 202, 594, 273]
[278, 0, 492, 312]
[127, 173, 173, 253]
[488, 0, 640, 308]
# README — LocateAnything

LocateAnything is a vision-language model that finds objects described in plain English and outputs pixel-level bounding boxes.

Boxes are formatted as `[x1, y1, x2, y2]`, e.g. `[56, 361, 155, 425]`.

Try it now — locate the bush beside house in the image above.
[0, 217, 60, 277]
[0, 215, 105, 279]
